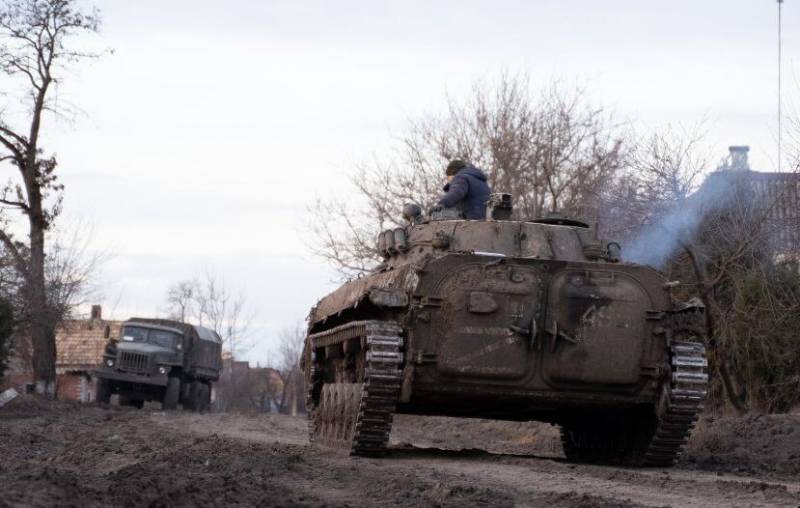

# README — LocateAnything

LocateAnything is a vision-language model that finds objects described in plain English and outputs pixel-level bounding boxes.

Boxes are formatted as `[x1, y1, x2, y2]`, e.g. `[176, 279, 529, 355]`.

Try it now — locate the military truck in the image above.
[95, 318, 222, 411]
[303, 195, 708, 466]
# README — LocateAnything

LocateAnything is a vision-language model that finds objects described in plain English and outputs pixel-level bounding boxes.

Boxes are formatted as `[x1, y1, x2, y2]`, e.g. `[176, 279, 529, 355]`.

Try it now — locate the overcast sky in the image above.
[21, 0, 798, 363]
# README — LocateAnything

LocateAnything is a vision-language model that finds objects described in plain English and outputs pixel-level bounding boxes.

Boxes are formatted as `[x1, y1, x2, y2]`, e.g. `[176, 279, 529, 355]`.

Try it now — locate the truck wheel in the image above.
[163, 376, 181, 410]
[185, 381, 206, 412]
[198, 382, 211, 412]
[183, 381, 196, 411]
[95, 378, 111, 404]
[203, 382, 212, 411]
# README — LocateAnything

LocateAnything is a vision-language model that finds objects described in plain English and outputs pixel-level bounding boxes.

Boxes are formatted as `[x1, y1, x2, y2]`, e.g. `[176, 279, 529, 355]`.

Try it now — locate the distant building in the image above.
[55, 306, 122, 402]
[1, 305, 122, 402]
[214, 357, 287, 413]
[663, 146, 800, 284]
[704, 146, 800, 261]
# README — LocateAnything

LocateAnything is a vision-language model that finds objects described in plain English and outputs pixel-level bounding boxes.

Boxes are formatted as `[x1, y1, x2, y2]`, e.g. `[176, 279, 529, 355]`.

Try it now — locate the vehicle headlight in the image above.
[158, 366, 167, 375]
[105, 358, 115, 367]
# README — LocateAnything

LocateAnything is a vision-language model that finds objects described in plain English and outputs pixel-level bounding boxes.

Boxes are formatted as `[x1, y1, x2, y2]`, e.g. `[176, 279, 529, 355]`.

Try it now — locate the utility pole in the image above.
[778, 0, 784, 171]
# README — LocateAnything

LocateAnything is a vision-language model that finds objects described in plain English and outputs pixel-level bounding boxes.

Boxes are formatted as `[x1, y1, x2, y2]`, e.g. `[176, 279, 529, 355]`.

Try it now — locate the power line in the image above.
[778, 0, 784, 172]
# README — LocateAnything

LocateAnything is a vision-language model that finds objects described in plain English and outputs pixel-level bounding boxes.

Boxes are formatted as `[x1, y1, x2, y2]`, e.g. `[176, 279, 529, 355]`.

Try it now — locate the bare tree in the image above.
[0, 296, 13, 381]
[165, 281, 194, 323]
[193, 271, 252, 357]
[603, 124, 709, 261]
[0, 221, 104, 381]
[276, 322, 305, 416]
[0, 0, 102, 396]
[716, 262, 800, 412]
[163, 270, 253, 357]
[678, 104, 800, 413]
[44, 222, 106, 322]
[679, 166, 800, 413]
[309, 74, 626, 278]
[613, 128, 800, 413]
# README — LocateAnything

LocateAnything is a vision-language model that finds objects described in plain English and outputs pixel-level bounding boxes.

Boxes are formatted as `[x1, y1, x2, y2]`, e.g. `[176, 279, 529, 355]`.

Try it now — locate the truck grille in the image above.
[118, 352, 149, 373]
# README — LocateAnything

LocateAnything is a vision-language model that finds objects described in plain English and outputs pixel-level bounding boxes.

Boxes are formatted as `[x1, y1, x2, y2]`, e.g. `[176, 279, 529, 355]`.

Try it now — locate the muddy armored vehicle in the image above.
[95, 318, 222, 411]
[303, 194, 708, 466]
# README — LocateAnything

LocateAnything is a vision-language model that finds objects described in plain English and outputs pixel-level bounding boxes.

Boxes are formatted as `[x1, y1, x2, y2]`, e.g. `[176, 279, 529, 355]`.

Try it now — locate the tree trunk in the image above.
[0, 1, 104, 399]
[702, 289, 748, 414]
[684, 245, 749, 413]
[289, 370, 298, 417]
[28, 204, 56, 397]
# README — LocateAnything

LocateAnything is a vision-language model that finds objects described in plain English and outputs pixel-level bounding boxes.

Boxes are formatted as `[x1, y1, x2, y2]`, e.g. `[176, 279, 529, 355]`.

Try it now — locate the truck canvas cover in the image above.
[125, 318, 223, 381]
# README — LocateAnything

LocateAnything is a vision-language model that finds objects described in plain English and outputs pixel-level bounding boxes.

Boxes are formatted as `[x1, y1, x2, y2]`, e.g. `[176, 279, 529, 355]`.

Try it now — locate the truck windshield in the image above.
[121, 326, 181, 348]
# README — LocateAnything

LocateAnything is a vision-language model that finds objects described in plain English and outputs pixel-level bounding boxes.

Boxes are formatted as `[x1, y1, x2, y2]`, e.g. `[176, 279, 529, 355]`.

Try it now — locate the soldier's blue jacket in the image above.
[437, 165, 491, 220]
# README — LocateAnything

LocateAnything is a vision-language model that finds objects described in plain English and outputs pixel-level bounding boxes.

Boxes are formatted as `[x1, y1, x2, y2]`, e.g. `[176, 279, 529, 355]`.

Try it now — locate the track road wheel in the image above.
[162, 376, 180, 410]
[313, 383, 362, 450]
[307, 320, 404, 456]
[95, 378, 111, 404]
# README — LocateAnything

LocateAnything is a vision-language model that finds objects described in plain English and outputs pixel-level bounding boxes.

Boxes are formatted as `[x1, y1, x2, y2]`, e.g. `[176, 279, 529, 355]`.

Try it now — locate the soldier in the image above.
[436, 159, 491, 219]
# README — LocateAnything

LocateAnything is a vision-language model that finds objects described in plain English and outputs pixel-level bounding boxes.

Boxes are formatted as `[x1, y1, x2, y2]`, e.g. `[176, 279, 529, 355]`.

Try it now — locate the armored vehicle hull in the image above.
[304, 214, 707, 466]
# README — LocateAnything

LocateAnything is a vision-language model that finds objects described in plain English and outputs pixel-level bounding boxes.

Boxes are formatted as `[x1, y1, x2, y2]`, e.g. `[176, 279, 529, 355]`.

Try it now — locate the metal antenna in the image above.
[778, 0, 784, 172]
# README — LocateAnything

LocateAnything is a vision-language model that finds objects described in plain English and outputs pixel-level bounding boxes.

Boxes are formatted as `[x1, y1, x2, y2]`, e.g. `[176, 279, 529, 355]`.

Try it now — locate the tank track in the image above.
[641, 340, 708, 466]
[559, 341, 707, 466]
[306, 320, 403, 457]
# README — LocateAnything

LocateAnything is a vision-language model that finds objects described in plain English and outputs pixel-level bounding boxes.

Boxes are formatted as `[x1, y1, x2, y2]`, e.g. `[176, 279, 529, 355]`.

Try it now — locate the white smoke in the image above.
[623, 172, 736, 268]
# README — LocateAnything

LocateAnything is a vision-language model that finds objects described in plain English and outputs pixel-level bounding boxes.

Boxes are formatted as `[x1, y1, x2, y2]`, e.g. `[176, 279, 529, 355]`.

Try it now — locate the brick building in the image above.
[1, 305, 122, 402]
[55, 306, 122, 402]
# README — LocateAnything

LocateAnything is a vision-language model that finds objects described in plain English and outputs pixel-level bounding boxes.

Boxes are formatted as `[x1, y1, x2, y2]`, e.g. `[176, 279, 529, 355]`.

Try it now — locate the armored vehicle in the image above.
[303, 195, 708, 466]
[95, 318, 222, 411]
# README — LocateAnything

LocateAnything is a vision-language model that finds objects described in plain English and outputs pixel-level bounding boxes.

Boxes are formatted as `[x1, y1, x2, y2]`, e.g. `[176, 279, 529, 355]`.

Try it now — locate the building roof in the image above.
[55, 319, 122, 374]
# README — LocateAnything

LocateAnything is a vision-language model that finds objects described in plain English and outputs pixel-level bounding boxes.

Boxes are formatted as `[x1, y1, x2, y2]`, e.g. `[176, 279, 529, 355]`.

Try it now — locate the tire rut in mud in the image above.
[2, 396, 800, 508]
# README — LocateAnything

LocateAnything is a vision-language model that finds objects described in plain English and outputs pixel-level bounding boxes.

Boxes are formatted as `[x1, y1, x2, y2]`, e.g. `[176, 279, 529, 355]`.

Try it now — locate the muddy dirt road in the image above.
[2, 397, 799, 508]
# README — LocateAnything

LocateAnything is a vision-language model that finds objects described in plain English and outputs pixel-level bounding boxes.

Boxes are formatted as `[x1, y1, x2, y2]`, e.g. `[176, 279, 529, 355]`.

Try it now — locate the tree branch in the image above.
[0, 197, 29, 211]
[0, 228, 27, 278]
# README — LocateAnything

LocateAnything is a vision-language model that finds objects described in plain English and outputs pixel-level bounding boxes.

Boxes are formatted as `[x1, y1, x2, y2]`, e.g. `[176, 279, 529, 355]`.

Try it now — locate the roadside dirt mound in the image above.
[0, 393, 75, 418]
[0, 399, 643, 507]
[3, 398, 800, 507]
[683, 413, 800, 477]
